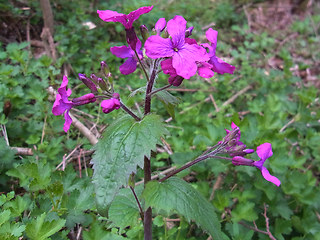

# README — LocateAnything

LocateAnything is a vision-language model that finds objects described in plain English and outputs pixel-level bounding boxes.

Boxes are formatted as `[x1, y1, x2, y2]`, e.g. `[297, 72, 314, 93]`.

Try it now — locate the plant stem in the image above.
[147, 84, 172, 97]
[144, 156, 152, 240]
[159, 146, 232, 182]
[130, 186, 144, 222]
[159, 154, 210, 182]
[134, 50, 149, 82]
[144, 59, 160, 115]
[120, 101, 141, 121]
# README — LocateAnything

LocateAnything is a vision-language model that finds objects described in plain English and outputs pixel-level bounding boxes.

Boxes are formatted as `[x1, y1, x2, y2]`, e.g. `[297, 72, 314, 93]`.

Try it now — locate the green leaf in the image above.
[155, 90, 180, 118]
[25, 212, 66, 240]
[82, 221, 126, 240]
[0, 210, 11, 226]
[142, 177, 227, 240]
[91, 114, 165, 213]
[109, 186, 143, 230]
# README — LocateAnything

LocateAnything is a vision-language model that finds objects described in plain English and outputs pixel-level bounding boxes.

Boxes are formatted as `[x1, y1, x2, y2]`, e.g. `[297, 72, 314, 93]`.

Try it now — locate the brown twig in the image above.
[11, 147, 33, 156]
[221, 85, 252, 108]
[209, 174, 223, 201]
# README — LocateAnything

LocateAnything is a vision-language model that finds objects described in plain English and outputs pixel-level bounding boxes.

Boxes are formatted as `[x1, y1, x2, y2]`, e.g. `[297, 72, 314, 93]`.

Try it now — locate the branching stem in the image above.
[147, 84, 172, 97]
[120, 101, 141, 121]
[130, 186, 144, 222]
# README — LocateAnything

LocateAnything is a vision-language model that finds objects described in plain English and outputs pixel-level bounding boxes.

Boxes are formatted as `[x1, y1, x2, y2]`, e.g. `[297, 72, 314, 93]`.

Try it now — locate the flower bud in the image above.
[232, 156, 254, 166]
[97, 77, 108, 91]
[90, 73, 99, 84]
[101, 61, 112, 79]
[78, 73, 98, 93]
[72, 93, 96, 105]
[125, 27, 138, 50]
[140, 25, 149, 41]
[223, 127, 240, 143]
[185, 26, 194, 37]
[168, 75, 184, 86]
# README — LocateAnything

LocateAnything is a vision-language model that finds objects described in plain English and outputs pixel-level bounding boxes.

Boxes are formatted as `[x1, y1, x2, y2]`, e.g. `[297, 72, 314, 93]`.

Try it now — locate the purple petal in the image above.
[127, 6, 153, 28]
[185, 38, 198, 45]
[260, 166, 281, 187]
[256, 143, 273, 161]
[119, 57, 138, 75]
[145, 35, 174, 58]
[161, 58, 176, 76]
[110, 45, 133, 59]
[206, 28, 218, 53]
[101, 98, 121, 114]
[172, 44, 209, 79]
[197, 63, 215, 78]
[231, 122, 238, 129]
[63, 110, 73, 133]
[209, 56, 236, 75]
[57, 76, 72, 103]
[97, 10, 127, 26]
[167, 15, 186, 48]
[155, 18, 166, 34]
[52, 99, 73, 116]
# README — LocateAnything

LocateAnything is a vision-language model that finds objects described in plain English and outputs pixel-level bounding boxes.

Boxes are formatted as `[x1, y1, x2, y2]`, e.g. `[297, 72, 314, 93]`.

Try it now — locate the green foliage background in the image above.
[0, 0, 319, 239]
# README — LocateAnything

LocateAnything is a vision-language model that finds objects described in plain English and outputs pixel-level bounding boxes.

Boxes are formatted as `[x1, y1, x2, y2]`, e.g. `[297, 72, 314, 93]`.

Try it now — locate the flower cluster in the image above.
[52, 62, 121, 132]
[222, 123, 281, 187]
[97, 6, 235, 86]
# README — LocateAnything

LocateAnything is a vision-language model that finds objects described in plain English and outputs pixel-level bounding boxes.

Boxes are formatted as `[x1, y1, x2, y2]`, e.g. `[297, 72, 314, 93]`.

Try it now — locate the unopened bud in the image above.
[125, 27, 138, 50]
[90, 73, 99, 84]
[112, 92, 120, 99]
[140, 25, 149, 41]
[72, 93, 96, 105]
[101, 61, 111, 78]
[224, 127, 240, 143]
[232, 156, 254, 166]
[243, 149, 254, 154]
[128, 173, 135, 188]
[185, 26, 194, 37]
[97, 77, 108, 91]
[78, 73, 98, 93]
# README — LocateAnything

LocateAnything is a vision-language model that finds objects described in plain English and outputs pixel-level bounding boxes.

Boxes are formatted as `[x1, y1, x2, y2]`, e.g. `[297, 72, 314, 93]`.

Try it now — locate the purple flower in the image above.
[232, 143, 281, 187]
[202, 28, 235, 75]
[52, 76, 96, 132]
[97, 6, 153, 29]
[110, 39, 143, 75]
[97, 6, 153, 50]
[101, 93, 121, 114]
[145, 15, 209, 79]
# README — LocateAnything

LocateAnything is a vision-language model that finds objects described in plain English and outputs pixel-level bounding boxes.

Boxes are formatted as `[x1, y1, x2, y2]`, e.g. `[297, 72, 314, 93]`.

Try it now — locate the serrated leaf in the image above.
[82, 221, 126, 240]
[0, 210, 11, 226]
[25, 212, 66, 240]
[142, 177, 227, 240]
[91, 114, 165, 213]
[109, 186, 143, 230]
[155, 90, 180, 118]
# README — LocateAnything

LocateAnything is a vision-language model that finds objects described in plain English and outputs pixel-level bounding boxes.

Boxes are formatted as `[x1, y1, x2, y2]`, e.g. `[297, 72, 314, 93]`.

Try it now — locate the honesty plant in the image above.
[52, 5, 281, 240]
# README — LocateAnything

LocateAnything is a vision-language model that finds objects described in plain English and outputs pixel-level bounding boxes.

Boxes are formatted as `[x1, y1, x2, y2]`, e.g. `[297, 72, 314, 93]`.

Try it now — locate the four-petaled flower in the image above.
[97, 6, 153, 29]
[232, 143, 281, 187]
[97, 6, 153, 50]
[145, 15, 209, 79]
[202, 28, 236, 75]
[110, 39, 143, 75]
[52, 76, 96, 132]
